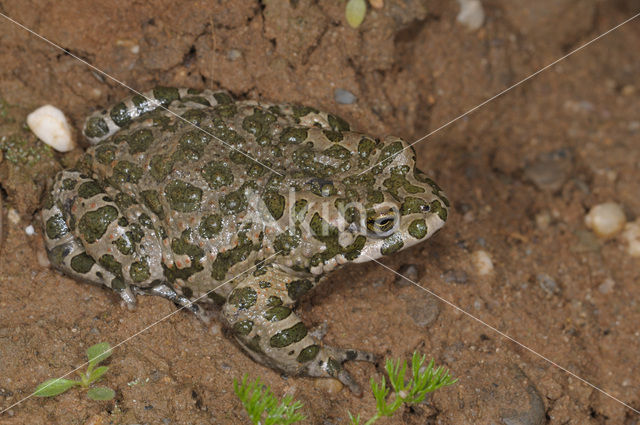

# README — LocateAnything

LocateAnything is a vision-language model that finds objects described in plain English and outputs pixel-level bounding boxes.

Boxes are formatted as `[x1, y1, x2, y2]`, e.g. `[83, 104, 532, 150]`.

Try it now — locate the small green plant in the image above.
[348, 352, 457, 425]
[234, 374, 305, 425]
[34, 342, 115, 401]
[345, 0, 367, 28]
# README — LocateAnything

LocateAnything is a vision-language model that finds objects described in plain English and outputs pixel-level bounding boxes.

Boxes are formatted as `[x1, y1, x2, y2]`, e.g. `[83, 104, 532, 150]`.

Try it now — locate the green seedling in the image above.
[348, 352, 457, 425]
[34, 342, 115, 401]
[234, 374, 305, 425]
[345, 0, 367, 28]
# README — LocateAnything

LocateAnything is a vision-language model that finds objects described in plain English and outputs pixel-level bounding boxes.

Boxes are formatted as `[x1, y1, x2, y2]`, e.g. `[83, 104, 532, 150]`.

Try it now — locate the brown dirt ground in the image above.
[1, 0, 639, 424]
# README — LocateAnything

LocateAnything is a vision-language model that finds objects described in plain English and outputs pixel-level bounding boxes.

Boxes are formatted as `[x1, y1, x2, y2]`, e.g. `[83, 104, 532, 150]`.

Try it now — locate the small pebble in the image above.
[621, 220, 640, 257]
[598, 278, 615, 294]
[535, 211, 552, 230]
[369, 0, 383, 8]
[584, 202, 626, 238]
[524, 151, 571, 192]
[395, 264, 418, 286]
[442, 269, 469, 284]
[25, 225, 35, 236]
[471, 250, 494, 275]
[227, 49, 242, 61]
[403, 293, 439, 327]
[537, 273, 560, 295]
[314, 378, 343, 394]
[7, 208, 20, 225]
[334, 88, 357, 105]
[37, 249, 51, 268]
[27, 105, 75, 152]
[456, 0, 484, 31]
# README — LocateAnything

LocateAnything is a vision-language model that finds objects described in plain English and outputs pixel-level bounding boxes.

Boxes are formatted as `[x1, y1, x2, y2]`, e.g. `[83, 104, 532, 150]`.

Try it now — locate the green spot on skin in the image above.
[213, 92, 233, 105]
[327, 114, 350, 132]
[381, 233, 404, 255]
[141, 190, 164, 219]
[408, 219, 428, 239]
[43, 193, 54, 210]
[113, 234, 133, 255]
[110, 102, 131, 127]
[178, 130, 210, 160]
[115, 192, 136, 210]
[228, 287, 257, 310]
[270, 322, 307, 348]
[374, 141, 404, 172]
[245, 335, 263, 354]
[358, 137, 376, 159]
[48, 245, 70, 267]
[84, 116, 109, 138]
[99, 254, 123, 279]
[181, 286, 193, 298]
[400, 197, 427, 215]
[45, 214, 69, 240]
[150, 154, 174, 181]
[128, 128, 153, 154]
[280, 127, 308, 145]
[198, 214, 222, 239]
[220, 190, 247, 214]
[201, 162, 234, 189]
[111, 277, 125, 290]
[291, 105, 318, 120]
[286, 279, 313, 300]
[207, 291, 227, 306]
[70, 253, 95, 274]
[259, 281, 272, 289]
[153, 86, 180, 106]
[430, 199, 448, 222]
[77, 181, 104, 199]
[165, 180, 202, 212]
[242, 108, 276, 139]
[296, 344, 320, 363]
[323, 129, 343, 143]
[264, 306, 292, 322]
[233, 320, 254, 336]
[266, 296, 283, 307]
[78, 206, 118, 244]
[263, 191, 285, 220]
[129, 260, 150, 282]
[111, 160, 143, 185]
[95, 144, 116, 164]
[62, 178, 76, 190]
[323, 144, 351, 160]
[273, 228, 301, 255]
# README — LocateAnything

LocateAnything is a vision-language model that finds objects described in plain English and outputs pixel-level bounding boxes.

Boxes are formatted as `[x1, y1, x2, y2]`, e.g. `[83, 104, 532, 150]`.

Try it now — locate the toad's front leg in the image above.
[222, 266, 376, 395]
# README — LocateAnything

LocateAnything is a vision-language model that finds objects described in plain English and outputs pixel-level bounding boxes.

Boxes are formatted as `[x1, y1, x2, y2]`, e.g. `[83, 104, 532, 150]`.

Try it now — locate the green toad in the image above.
[41, 87, 448, 393]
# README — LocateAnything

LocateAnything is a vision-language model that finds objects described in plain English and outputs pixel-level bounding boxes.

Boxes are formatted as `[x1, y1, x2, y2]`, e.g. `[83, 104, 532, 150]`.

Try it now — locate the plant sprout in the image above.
[34, 342, 115, 401]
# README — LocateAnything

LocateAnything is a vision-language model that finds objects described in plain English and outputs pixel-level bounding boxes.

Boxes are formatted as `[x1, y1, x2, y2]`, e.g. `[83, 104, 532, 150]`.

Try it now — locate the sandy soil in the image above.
[1, 1, 639, 424]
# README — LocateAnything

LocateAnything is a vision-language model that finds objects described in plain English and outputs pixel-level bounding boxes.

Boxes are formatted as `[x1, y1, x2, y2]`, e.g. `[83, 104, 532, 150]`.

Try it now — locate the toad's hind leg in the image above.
[41, 170, 137, 307]
[222, 266, 376, 395]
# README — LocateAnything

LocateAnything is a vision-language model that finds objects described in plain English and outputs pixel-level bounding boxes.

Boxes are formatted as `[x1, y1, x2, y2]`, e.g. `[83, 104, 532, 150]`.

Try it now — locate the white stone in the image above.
[584, 202, 626, 238]
[471, 250, 494, 275]
[457, 0, 485, 31]
[24, 225, 35, 236]
[27, 105, 75, 152]
[621, 220, 640, 257]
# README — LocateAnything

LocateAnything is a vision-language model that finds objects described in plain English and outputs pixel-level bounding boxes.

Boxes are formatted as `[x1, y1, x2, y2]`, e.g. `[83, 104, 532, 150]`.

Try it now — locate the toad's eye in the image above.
[366, 211, 397, 237]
